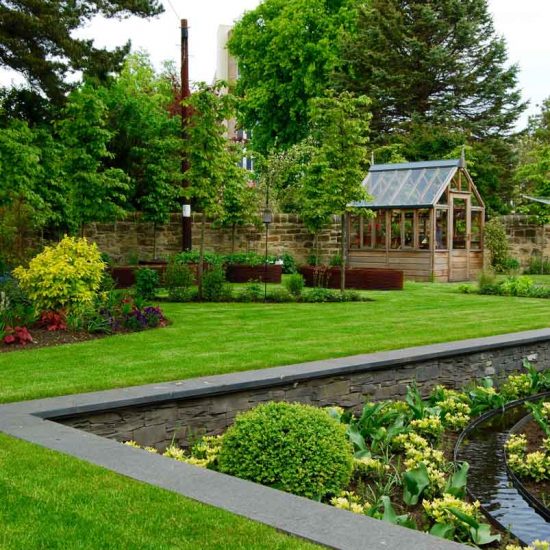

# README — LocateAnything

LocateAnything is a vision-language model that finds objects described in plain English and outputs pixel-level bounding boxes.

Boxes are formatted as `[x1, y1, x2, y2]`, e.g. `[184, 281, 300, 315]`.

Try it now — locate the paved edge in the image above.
[3, 330, 546, 549]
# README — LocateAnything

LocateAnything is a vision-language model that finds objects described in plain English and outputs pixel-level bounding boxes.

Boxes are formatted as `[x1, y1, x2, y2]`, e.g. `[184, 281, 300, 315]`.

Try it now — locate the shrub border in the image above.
[4, 330, 550, 549]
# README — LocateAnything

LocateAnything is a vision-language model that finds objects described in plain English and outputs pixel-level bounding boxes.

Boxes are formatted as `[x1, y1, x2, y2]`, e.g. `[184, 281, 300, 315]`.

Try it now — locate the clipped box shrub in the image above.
[13, 236, 105, 313]
[218, 401, 354, 500]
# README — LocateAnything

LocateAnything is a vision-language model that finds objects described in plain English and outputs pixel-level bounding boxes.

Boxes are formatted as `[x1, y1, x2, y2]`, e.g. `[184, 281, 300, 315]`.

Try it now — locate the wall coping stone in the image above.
[3, 329, 548, 549]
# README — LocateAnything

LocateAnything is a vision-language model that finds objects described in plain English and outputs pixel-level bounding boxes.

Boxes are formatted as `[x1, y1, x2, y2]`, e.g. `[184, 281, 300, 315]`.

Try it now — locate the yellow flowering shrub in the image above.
[190, 435, 224, 468]
[501, 374, 533, 400]
[506, 541, 550, 550]
[163, 444, 187, 461]
[410, 415, 444, 439]
[423, 493, 481, 532]
[14, 236, 105, 312]
[330, 491, 370, 514]
[392, 431, 429, 452]
[353, 456, 389, 477]
[505, 434, 527, 456]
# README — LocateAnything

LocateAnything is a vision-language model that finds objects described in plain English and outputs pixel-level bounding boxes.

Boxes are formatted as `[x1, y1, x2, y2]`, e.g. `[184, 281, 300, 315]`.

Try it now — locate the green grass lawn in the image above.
[1, 281, 550, 549]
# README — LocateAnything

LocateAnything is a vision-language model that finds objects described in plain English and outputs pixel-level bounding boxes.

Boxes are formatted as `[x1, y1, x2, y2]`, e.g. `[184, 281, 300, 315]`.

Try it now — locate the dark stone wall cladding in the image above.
[61, 342, 550, 450]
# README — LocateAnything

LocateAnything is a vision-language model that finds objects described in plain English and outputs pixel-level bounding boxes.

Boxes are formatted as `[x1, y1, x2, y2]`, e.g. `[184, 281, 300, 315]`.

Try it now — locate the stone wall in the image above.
[60, 337, 550, 450]
[82, 212, 550, 272]
[500, 214, 550, 269]
[83, 212, 342, 265]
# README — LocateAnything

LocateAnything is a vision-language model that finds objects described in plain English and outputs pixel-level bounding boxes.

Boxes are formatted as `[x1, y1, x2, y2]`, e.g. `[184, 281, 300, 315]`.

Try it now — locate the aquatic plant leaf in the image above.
[445, 462, 469, 497]
[429, 522, 455, 540]
[403, 463, 429, 506]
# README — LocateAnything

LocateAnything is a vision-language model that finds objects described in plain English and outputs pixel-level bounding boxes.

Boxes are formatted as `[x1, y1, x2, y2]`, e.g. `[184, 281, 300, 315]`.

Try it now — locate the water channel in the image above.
[455, 394, 550, 545]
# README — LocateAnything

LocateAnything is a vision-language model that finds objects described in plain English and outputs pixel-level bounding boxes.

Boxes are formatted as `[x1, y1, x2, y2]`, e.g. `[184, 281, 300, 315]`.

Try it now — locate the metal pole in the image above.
[181, 19, 192, 251]
[264, 223, 269, 301]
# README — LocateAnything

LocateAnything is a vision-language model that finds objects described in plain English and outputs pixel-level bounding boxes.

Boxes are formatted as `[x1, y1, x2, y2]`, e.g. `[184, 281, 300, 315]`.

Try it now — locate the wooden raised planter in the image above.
[299, 265, 403, 291]
[225, 264, 282, 284]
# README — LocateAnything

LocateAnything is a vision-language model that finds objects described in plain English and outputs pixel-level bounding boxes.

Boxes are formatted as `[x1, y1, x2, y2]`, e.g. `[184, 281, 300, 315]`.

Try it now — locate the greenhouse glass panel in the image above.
[356, 160, 459, 208]
[349, 216, 361, 249]
[418, 209, 431, 249]
[374, 211, 386, 249]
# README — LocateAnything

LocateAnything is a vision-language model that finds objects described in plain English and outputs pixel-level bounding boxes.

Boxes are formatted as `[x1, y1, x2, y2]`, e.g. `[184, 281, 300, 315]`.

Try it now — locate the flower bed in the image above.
[299, 265, 403, 290]
[125, 362, 550, 549]
[1, 237, 168, 351]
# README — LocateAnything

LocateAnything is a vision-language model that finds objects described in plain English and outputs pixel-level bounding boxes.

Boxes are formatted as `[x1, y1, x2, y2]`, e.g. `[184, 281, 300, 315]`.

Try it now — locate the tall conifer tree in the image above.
[339, 0, 525, 139]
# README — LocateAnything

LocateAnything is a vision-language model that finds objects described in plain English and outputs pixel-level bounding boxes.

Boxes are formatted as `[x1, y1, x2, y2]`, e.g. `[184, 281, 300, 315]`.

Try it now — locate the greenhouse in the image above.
[348, 158, 485, 282]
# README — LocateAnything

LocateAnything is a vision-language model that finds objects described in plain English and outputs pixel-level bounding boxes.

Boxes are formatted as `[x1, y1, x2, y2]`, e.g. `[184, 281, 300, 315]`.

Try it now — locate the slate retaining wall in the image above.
[60, 332, 550, 449]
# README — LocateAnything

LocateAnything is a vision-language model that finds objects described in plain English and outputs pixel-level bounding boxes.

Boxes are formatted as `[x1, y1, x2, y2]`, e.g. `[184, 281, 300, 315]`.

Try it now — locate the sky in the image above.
[1, 0, 549, 129]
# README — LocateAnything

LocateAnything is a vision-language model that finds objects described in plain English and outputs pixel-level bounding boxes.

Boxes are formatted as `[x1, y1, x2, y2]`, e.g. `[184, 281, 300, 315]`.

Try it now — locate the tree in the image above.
[217, 143, 259, 253]
[0, 0, 162, 104]
[339, 0, 525, 139]
[514, 98, 550, 222]
[295, 92, 371, 290]
[228, 0, 359, 154]
[58, 83, 130, 233]
[182, 82, 242, 296]
[100, 54, 183, 256]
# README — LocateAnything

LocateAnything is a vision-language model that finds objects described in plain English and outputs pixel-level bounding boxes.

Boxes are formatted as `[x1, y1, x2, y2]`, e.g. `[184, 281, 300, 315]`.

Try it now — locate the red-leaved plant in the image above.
[38, 310, 67, 331]
[3, 326, 33, 346]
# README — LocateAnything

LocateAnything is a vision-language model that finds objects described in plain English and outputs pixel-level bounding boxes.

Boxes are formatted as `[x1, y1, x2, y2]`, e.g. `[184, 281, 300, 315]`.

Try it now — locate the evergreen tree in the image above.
[0, 0, 162, 104]
[339, 0, 525, 139]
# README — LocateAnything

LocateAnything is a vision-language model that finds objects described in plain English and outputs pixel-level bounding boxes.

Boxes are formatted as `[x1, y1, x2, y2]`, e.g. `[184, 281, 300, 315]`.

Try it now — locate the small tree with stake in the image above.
[297, 92, 372, 291]
[182, 82, 244, 297]
[217, 142, 259, 253]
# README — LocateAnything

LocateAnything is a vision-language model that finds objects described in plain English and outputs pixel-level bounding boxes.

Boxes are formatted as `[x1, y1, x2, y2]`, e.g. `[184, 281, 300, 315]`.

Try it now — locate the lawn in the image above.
[1, 281, 550, 549]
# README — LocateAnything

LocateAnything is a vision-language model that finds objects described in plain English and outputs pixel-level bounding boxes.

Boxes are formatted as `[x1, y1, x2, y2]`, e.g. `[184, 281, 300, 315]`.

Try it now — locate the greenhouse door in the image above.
[449, 194, 471, 281]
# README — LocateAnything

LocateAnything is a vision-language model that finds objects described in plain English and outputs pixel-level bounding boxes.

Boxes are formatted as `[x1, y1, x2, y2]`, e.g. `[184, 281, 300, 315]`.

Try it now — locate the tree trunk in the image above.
[198, 212, 206, 299]
[314, 232, 319, 265]
[152, 222, 157, 260]
[340, 213, 346, 293]
[231, 223, 236, 254]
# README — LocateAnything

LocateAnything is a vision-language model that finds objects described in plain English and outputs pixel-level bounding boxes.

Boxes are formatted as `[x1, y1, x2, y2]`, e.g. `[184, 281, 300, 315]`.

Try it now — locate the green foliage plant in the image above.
[281, 253, 297, 274]
[165, 259, 195, 302]
[13, 236, 105, 313]
[283, 273, 305, 298]
[235, 282, 264, 303]
[201, 265, 227, 302]
[218, 402, 354, 500]
[134, 268, 159, 301]
[484, 218, 510, 272]
[266, 288, 295, 303]
[525, 257, 550, 275]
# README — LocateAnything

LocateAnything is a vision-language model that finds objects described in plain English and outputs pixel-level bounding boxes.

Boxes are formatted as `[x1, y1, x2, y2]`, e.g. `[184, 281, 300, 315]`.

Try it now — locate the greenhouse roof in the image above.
[354, 159, 462, 208]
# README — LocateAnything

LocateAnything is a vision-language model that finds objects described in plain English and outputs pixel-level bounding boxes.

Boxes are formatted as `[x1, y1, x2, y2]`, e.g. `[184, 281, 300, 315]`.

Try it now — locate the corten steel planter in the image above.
[110, 265, 167, 289]
[299, 265, 403, 291]
[226, 264, 283, 284]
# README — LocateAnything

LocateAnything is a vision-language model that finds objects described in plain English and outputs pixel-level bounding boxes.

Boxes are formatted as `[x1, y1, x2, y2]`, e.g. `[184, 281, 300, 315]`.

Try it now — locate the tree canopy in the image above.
[0, 0, 163, 103]
[339, 0, 525, 139]
[228, 0, 359, 154]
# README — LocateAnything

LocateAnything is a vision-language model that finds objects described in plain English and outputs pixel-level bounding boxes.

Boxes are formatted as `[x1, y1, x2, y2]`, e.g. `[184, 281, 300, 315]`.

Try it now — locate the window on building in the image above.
[374, 211, 387, 249]
[418, 209, 431, 249]
[436, 209, 448, 250]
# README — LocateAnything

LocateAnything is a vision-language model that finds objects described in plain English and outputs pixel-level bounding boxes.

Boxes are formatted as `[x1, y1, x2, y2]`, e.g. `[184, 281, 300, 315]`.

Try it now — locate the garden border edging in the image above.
[3, 330, 550, 549]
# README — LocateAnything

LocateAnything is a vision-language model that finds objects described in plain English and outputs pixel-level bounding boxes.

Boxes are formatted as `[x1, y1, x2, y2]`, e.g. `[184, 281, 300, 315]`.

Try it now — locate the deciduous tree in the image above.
[228, 0, 359, 154]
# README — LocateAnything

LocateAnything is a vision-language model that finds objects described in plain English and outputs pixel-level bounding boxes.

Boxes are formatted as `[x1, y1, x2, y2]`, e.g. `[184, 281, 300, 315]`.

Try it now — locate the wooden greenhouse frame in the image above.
[348, 158, 485, 282]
